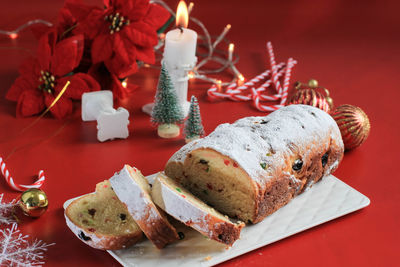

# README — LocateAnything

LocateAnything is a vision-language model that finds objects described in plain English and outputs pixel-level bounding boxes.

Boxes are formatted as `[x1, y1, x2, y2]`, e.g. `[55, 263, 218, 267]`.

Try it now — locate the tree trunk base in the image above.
[158, 124, 180, 138]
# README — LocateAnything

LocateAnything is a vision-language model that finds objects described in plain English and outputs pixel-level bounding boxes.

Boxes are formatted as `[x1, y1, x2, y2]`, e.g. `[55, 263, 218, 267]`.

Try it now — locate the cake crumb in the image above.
[204, 256, 212, 261]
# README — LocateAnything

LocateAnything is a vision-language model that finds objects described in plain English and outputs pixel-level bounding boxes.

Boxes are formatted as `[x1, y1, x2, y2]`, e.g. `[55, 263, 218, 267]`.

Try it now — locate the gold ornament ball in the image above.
[308, 79, 319, 88]
[19, 188, 48, 217]
[331, 104, 371, 150]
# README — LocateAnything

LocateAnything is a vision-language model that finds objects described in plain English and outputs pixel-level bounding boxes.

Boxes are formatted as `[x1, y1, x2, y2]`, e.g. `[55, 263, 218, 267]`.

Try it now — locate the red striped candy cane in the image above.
[267, 42, 283, 95]
[280, 58, 296, 105]
[0, 157, 45, 192]
[252, 88, 284, 111]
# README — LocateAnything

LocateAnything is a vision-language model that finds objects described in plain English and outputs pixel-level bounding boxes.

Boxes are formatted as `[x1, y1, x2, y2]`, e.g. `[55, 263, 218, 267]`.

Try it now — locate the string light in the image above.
[152, 0, 243, 86]
[0, 1, 242, 88]
[0, 19, 53, 40]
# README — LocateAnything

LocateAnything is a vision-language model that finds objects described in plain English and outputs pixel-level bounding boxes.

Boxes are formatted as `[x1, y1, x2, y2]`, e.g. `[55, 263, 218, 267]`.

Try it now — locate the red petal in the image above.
[91, 34, 113, 63]
[66, 2, 105, 39]
[7, 77, 32, 102]
[124, 0, 149, 20]
[58, 73, 100, 100]
[57, 7, 77, 36]
[104, 34, 138, 78]
[126, 22, 158, 47]
[30, 24, 53, 40]
[110, 73, 137, 99]
[37, 34, 53, 71]
[18, 57, 40, 77]
[135, 46, 155, 64]
[66, 2, 97, 22]
[144, 3, 171, 29]
[44, 93, 73, 119]
[51, 34, 84, 76]
[16, 89, 45, 118]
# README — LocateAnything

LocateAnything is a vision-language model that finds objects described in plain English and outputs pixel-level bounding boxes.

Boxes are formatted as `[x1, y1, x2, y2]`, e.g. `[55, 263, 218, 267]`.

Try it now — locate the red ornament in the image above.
[288, 79, 333, 113]
[331, 104, 371, 150]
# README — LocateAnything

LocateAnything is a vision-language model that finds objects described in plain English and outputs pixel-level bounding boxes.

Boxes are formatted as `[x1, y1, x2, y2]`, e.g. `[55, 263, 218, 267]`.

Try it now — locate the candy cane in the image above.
[252, 88, 284, 111]
[266, 42, 283, 95]
[207, 63, 287, 101]
[207, 42, 297, 112]
[236, 62, 286, 91]
[0, 157, 45, 192]
[280, 58, 296, 105]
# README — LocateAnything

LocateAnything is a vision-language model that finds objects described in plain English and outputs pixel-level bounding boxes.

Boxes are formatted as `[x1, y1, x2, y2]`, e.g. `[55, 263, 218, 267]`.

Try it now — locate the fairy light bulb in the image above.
[228, 43, 234, 61]
[188, 71, 195, 79]
[238, 74, 245, 86]
[216, 80, 222, 92]
[9, 33, 18, 39]
[121, 79, 128, 88]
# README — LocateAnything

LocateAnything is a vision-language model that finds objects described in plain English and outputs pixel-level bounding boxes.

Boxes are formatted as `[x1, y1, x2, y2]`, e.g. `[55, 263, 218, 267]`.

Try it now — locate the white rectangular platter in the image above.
[64, 174, 370, 267]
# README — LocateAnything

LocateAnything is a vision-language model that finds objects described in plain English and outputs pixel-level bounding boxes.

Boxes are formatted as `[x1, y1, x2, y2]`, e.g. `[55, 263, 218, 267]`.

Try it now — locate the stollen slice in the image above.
[151, 172, 245, 246]
[65, 180, 143, 250]
[110, 165, 179, 249]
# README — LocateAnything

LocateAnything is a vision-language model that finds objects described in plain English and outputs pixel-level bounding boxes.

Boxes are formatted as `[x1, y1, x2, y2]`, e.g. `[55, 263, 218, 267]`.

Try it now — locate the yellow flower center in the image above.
[104, 13, 130, 35]
[38, 70, 56, 94]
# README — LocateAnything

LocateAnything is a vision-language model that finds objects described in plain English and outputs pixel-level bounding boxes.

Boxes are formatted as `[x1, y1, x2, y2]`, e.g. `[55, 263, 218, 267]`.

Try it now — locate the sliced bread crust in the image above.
[151, 172, 244, 246]
[110, 165, 179, 249]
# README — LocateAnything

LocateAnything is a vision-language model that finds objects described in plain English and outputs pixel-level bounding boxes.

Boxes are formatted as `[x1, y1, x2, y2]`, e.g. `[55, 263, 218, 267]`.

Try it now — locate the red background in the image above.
[0, 0, 399, 266]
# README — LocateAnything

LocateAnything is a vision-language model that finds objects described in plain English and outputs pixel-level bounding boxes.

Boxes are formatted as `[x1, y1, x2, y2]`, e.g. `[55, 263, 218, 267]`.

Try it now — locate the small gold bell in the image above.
[308, 79, 319, 89]
[19, 188, 48, 218]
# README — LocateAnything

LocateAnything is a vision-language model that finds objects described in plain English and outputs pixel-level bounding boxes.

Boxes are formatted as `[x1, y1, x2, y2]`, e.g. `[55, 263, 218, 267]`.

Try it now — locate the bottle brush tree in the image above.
[151, 64, 184, 138]
[184, 95, 205, 143]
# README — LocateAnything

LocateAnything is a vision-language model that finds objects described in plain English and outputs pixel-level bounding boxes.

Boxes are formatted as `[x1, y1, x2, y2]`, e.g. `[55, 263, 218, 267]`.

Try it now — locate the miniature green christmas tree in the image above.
[184, 95, 205, 143]
[151, 64, 184, 138]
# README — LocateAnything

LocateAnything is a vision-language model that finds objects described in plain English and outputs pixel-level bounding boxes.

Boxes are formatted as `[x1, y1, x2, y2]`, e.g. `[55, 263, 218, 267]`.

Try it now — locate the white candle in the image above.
[141, 0, 197, 116]
[164, 28, 197, 67]
[162, 0, 197, 116]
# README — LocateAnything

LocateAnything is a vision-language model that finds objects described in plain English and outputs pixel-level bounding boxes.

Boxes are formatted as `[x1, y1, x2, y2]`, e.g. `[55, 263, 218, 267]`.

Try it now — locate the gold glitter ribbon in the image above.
[3, 81, 71, 160]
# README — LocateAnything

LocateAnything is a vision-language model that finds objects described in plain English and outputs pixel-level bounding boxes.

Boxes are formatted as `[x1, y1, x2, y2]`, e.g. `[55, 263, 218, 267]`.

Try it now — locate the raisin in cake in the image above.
[165, 104, 344, 223]
[151, 172, 244, 246]
[65, 181, 142, 250]
[110, 165, 179, 249]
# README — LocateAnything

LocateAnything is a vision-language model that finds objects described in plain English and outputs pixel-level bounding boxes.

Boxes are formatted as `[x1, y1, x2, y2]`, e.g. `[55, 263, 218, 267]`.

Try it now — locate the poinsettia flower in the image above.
[6, 32, 100, 119]
[31, 3, 78, 41]
[67, 0, 170, 78]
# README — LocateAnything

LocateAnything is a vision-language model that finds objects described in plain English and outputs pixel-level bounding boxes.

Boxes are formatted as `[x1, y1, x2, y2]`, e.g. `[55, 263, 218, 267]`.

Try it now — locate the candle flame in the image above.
[176, 0, 189, 28]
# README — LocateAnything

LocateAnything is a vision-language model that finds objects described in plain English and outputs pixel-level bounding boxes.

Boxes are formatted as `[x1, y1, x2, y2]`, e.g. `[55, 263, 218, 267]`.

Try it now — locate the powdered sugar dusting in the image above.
[159, 178, 213, 236]
[110, 166, 158, 224]
[168, 105, 343, 187]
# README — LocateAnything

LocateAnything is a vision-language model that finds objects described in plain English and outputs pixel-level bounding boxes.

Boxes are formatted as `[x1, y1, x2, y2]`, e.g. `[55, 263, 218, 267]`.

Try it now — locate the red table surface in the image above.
[0, 0, 399, 266]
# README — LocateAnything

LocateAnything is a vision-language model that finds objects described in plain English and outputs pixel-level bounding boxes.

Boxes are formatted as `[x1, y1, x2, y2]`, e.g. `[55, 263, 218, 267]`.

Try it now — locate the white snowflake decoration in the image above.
[0, 223, 54, 266]
[0, 193, 16, 225]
